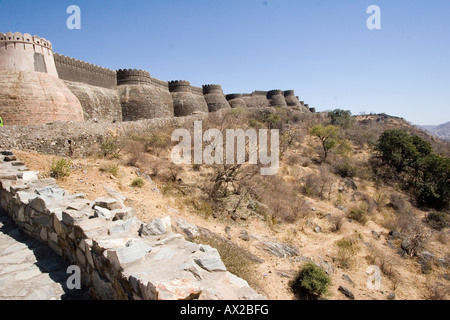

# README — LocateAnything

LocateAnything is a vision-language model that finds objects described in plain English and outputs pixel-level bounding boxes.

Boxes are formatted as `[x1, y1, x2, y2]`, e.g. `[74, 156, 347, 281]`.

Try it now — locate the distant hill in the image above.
[420, 121, 450, 141]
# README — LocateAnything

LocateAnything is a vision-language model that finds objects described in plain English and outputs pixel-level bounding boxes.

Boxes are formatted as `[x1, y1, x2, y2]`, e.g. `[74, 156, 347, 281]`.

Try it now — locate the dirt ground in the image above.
[14, 149, 449, 300]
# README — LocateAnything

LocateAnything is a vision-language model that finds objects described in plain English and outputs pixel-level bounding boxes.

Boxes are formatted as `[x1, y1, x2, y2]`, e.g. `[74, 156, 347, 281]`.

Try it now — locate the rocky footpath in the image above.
[0, 150, 265, 300]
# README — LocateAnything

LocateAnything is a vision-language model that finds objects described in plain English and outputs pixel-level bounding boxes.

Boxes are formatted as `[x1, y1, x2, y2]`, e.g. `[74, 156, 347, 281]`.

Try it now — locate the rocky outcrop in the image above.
[0, 150, 265, 300]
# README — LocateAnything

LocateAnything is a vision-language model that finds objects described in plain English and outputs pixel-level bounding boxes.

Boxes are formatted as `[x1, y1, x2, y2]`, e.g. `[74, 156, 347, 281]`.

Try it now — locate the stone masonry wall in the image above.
[54, 53, 116, 90]
[0, 150, 265, 300]
[0, 113, 210, 157]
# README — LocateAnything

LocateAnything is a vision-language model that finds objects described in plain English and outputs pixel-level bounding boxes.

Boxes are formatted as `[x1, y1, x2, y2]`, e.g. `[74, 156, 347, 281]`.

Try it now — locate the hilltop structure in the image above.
[0, 32, 314, 126]
[0, 32, 84, 125]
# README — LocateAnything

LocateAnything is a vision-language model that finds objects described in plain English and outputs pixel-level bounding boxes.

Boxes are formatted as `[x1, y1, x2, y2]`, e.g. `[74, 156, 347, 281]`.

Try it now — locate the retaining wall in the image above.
[0, 150, 265, 300]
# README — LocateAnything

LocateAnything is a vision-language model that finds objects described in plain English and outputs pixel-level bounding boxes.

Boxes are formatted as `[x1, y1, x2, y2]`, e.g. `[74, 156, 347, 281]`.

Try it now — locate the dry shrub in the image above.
[286, 153, 302, 167]
[328, 215, 344, 232]
[123, 140, 148, 168]
[425, 279, 450, 300]
[301, 167, 334, 200]
[194, 233, 264, 295]
[251, 175, 308, 223]
[335, 237, 359, 270]
[388, 193, 412, 214]
[366, 246, 400, 279]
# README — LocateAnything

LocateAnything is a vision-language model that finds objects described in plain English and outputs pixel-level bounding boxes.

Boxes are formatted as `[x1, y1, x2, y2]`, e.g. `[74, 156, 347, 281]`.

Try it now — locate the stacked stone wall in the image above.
[0, 150, 265, 300]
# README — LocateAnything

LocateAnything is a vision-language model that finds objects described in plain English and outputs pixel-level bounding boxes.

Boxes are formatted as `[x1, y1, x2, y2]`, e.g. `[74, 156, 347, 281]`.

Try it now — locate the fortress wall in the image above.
[0, 151, 264, 300]
[202, 85, 231, 112]
[169, 81, 209, 117]
[63, 80, 122, 123]
[118, 85, 174, 121]
[149, 76, 169, 90]
[0, 70, 85, 126]
[190, 85, 204, 96]
[116, 69, 174, 121]
[54, 53, 116, 89]
[0, 107, 314, 157]
[0, 32, 58, 77]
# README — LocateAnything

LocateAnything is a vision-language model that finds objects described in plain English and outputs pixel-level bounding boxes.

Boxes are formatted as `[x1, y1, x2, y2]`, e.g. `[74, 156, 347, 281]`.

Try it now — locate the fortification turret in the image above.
[226, 94, 248, 109]
[202, 84, 231, 112]
[169, 80, 192, 93]
[0, 31, 58, 77]
[169, 80, 209, 117]
[117, 69, 152, 86]
[267, 90, 287, 108]
[284, 90, 302, 108]
[117, 69, 174, 121]
[0, 31, 84, 125]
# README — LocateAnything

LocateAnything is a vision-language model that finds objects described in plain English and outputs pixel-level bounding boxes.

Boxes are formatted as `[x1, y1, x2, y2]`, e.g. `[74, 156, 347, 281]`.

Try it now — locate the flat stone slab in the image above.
[0, 210, 91, 300]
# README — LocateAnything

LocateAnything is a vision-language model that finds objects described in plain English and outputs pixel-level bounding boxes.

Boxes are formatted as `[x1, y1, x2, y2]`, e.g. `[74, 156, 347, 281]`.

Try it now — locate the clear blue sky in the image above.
[1, 0, 449, 125]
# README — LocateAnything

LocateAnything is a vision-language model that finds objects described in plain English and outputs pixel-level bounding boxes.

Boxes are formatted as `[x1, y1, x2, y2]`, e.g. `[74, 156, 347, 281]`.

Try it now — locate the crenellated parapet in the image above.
[202, 84, 231, 112]
[117, 69, 152, 86]
[284, 90, 302, 107]
[202, 84, 224, 95]
[169, 80, 192, 93]
[0, 31, 58, 77]
[169, 80, 209, 116]
[54, 53, 116, 89]
[0, 31, 53, 50]
[267, 89, 287, 107]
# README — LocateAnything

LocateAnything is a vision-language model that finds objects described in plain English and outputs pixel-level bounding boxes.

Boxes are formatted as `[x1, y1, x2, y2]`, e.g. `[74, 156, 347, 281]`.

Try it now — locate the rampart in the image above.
[117, 70, 174, 121]
[0, 150, 265, 300]
[54, 53, 116, 89]
[0, 31, 314, 127]
[0, 32, 58, 77]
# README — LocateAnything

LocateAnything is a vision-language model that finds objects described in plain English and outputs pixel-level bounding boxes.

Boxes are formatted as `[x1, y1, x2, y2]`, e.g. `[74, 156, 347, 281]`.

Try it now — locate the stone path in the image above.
[0, 209, 91, 300]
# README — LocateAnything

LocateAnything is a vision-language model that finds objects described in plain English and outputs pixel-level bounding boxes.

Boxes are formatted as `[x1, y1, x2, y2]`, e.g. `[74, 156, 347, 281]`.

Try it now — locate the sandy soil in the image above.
[14, 149, 449, 300]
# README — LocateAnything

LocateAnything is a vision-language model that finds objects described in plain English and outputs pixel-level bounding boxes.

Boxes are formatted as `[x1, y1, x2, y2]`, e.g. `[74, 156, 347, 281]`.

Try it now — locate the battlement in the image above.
[54, 53, 116, 89]
[0, 31, 53, 50]
[0, 31, 58, 77]
[169, 80, 191, 93]
[267, 90, 283, 98]
[252, 91, 268, 96]
[117, 68, 152, 85]
[149, 76, 169, 90]
[202, 84, 224, 95]
[284, 90, 296, 96]
[226, 94, 243, 100]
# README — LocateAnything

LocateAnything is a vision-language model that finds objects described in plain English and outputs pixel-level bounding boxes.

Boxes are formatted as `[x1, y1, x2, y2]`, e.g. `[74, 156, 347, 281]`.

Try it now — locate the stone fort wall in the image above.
[0, 32, 58, 77]
[0, 150, 265, 300]
[54, 53, 117, 89]
[0, 31, 315, 127]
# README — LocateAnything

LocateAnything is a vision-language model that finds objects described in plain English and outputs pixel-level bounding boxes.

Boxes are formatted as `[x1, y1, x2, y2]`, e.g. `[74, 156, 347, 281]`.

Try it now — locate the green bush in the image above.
[100, 164, 119, 177]
[99, 135, 122, 159]
[131, 178, 144, 188]
[50, 158, 73, 179]
[290, 263, 331, 300]
[348, 209, 368, 225]
[328, 109, 355, 129]
[334, 159, 357, 178]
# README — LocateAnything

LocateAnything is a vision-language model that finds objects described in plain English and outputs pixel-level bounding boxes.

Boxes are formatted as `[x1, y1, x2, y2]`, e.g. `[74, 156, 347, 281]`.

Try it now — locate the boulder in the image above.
[256, 241, 299, 258]
[338, 286, 355, 300]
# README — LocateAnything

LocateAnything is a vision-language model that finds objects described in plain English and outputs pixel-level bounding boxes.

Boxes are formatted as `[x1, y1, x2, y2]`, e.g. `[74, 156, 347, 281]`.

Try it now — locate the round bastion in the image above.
[0, 32, 84, 125]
